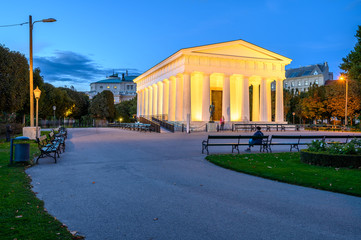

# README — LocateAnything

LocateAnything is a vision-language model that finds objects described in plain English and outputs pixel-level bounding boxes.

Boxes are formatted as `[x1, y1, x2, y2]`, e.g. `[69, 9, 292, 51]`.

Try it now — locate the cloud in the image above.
[33, 51, 141, 91]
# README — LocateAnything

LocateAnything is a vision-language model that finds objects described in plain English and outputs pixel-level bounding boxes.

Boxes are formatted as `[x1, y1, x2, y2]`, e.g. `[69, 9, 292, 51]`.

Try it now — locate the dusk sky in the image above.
[1, 0, 360, 91]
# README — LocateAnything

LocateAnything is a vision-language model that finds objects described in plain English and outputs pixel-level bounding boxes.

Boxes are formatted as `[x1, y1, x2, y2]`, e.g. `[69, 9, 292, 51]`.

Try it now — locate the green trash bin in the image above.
[14, 143, 30, 162]
[10, 136, 30, 164]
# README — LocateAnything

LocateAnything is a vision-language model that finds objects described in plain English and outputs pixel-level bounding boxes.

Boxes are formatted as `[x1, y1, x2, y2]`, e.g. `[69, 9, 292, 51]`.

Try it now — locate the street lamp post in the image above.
[53, 106, 56, 126]
[292, 112, 295, 124]
[340, 75, 348, 126]
[29, 15, 56, 127]
[34, 86, 41, 139]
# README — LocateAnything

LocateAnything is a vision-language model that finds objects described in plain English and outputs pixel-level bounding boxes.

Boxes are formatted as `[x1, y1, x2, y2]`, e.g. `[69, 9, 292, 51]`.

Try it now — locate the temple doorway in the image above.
[211, 90, 222, 121]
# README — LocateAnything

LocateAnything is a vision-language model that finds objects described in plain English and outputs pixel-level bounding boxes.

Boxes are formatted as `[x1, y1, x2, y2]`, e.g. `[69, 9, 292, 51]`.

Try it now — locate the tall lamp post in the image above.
[292, 112, 295, 124]
[29, 15, 56, 127]
[53, 106, 56, 126]
[340, 75, 348, 126]
[34, 86, 41, 139]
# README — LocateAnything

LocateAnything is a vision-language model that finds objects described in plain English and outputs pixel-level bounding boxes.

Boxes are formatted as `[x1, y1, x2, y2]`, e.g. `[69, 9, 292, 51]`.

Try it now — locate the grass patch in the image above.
[206, 152, 361, 197]
[0, 139, 78, 240]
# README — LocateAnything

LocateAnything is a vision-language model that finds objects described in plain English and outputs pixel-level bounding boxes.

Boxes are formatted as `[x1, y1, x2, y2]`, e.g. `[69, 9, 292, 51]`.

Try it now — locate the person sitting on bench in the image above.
[245, 127, 264, 152]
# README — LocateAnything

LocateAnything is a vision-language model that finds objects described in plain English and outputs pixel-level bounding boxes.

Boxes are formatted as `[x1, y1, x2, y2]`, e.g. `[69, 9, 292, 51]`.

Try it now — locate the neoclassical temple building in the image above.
[134, 40, 292, 124]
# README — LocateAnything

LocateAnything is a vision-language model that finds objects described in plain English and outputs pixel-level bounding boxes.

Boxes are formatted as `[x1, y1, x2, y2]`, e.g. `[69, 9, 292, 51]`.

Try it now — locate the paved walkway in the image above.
[27, 128, 361, 240]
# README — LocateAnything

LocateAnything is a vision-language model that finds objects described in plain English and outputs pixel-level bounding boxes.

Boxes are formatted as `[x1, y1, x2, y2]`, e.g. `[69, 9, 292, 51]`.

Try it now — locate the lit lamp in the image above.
[292, 112, 295, 124]
[34, 86, 41, 139]
[119, 117, 123, 123]
[28, 15, 56, 127]
[339, 75, 348, 126]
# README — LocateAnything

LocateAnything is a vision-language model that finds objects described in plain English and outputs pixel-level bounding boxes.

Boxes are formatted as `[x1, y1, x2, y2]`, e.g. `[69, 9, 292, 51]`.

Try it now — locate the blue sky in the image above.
[0, 0, 360, 91]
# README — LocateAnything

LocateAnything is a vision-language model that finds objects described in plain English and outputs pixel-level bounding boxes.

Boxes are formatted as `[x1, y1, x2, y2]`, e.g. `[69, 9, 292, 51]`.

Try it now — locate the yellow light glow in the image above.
[119, 118, 123, 122]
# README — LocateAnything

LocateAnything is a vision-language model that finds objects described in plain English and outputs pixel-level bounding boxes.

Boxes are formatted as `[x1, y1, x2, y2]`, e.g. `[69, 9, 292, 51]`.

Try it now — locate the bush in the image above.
[301, 139, 361, 168]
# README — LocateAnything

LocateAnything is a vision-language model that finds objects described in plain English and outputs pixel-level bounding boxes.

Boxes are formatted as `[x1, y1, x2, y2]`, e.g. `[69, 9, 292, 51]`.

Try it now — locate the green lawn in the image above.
[0, 139, 78, 240]
[206, 152, 361, 197]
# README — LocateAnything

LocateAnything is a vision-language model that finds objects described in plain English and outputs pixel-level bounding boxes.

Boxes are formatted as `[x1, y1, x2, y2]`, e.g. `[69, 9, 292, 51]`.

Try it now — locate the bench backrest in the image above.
[208, 135, 240, 140]
[37, 135, 47, 145]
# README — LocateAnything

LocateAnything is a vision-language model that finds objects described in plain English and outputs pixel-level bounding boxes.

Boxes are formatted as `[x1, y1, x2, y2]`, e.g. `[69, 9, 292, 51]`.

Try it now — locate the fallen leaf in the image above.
[92, 181, 95, 184]
[267, 166, 272, 169]
[153, 218, 158, 221]
[15, 215, 22, 218]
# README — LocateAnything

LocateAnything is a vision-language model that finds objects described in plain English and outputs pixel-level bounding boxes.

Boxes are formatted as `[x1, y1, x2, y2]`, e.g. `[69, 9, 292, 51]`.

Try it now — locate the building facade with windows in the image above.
[134, 39, 292, 124]
[282, 62, 333, 93]
[88, 72, 138, 103]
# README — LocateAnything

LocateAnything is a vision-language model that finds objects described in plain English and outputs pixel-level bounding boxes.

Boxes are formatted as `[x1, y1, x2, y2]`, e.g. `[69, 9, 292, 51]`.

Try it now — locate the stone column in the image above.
[275, 79, 284, 122]
[149, 86, 153, 117]
[145, 88, 149, 116]
[168, 79, 175, 121]
[259, 78, 268, 121]
[153, 84, 158, 117]
[183, 73, 191, 121]
[267, 80, 273, 121]
[137, 91, 140, 117]
[163, 80, 168, 118]
[222, 74, 231, 122]
[158, 82, 163, 116]
[242, 77, 250, 121]
[175, 75, 183, 121]
[252, 83, 260, 121]
[202, 73, 210, 121]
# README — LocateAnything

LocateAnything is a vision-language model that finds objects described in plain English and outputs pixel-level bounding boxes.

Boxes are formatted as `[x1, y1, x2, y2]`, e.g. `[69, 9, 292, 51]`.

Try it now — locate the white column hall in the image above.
[252, 83, 260, 121]
[142, 89, 146, 116]
[202, 73, 210, 121]
[222, 75, 231, 122]
[242, 77, 250, 121]
[175, 75, 183, 121]
[259, 78, 268, 121]
[153, 84, 158, 116]
[183, 73, 191, 121]
[275, 79, 284, 122]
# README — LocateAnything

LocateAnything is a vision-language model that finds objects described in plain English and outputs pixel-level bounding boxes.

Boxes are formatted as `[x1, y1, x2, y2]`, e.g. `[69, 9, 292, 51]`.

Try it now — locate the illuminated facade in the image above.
[134, 40, 292, 124]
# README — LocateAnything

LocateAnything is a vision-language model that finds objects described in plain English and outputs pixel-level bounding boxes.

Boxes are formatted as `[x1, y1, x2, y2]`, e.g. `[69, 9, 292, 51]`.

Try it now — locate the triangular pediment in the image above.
[182, 39, 291, 63]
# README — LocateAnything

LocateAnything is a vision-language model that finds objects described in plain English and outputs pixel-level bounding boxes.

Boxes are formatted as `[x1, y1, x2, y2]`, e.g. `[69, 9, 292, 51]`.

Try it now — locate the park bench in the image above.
[267, 135, 325, 152]
[202, 135, 269, 155]
[50, 131, 66, 153]
[36, 135, 60, 163]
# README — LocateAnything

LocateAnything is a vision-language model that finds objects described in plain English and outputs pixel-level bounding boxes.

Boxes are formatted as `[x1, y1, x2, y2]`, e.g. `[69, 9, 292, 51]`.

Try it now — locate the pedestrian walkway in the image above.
[26, 128, 361, 240]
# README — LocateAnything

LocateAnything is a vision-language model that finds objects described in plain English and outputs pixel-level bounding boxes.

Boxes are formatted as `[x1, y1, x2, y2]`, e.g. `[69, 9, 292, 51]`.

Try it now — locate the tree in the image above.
[299, 84, 327, 123]
[115, 97, 137, 123]
[89, 90, 115, 121]
[59, 87, 89, 119]
[340, 25, 361, 83]
[325, 81, 361, 124]
[38, 83, 74, 119]
[0, 44, 29, 114]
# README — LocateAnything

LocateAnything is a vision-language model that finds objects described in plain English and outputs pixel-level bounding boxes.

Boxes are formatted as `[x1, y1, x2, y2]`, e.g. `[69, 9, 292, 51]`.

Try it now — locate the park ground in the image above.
[23, 128, 361, 240]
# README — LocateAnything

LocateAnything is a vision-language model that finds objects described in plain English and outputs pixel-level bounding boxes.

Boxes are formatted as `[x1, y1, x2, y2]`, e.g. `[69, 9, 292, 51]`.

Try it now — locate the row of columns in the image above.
[137, 73, 284, 122]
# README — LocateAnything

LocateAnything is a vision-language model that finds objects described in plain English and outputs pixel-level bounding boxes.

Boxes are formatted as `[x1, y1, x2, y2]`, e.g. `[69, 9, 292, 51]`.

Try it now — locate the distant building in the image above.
[88, 71, 138, 103]
[282, 62, 333, 93]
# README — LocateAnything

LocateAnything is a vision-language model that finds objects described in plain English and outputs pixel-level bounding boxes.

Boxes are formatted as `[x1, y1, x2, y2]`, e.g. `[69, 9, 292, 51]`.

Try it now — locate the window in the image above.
[305, 80, 308, 86]
[313, 71, 319, 75]
[127, 85, 130, 90]
[291, 82, 295, 87]
[284, 82, 288, 88]
[100, 86, 103, 89]
[315, 79, 319, 85]
[114, 86, 117, 89]
[130, 85, 134, 90]
[298, 81, 301, 86]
